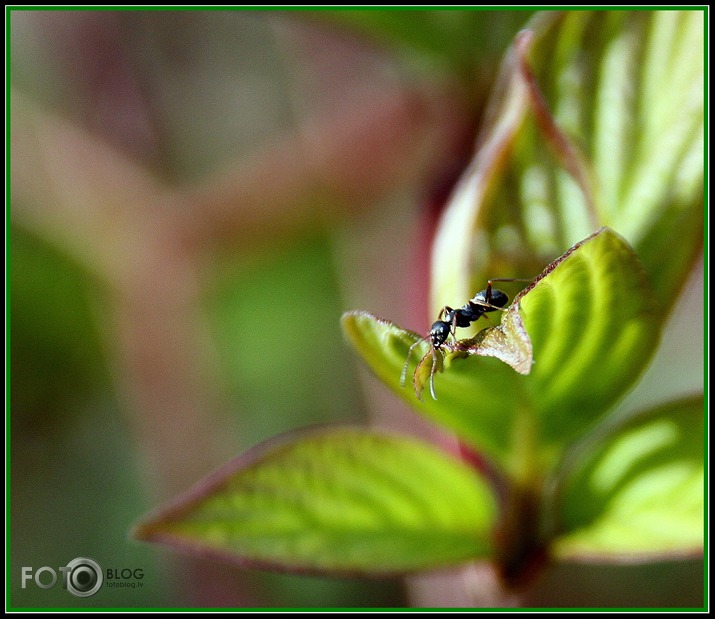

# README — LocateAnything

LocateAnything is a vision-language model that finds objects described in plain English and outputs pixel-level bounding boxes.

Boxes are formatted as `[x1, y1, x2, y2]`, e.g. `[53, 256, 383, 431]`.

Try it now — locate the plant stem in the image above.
[495, 406, 549, 589]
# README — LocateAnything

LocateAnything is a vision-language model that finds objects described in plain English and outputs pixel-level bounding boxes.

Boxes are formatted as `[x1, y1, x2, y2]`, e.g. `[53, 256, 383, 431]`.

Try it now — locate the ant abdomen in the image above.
[471, 288, 509, 310]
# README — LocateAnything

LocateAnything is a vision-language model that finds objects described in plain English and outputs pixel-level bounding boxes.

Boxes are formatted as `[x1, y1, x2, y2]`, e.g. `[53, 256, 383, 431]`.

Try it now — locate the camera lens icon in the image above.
[65, 558, 103, 597]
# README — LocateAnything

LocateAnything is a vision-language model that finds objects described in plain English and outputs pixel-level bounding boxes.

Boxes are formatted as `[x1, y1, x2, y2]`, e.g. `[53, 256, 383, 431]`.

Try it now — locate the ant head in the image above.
[429, 320, 451, 347]
[472, 288, 509, 309]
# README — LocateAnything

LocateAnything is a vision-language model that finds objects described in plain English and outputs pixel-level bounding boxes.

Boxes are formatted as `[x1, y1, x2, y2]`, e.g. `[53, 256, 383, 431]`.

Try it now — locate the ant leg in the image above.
[470, 278, 532, 313]
[486, 277, 535, 284]
[449, 310, 459, 341]
[428, 346, 439, 400]
[470, 296, 509, 314]
[485, 276, 535, 304]
[440, 306, 458, 338]
[486, 278, 534, 311]
[401, 338, 424, 388]
[437, 306, 459, 342]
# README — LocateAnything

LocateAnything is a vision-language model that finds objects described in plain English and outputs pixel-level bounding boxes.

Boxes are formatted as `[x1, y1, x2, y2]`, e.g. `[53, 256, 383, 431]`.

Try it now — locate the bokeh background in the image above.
[9, 9, 703, 608]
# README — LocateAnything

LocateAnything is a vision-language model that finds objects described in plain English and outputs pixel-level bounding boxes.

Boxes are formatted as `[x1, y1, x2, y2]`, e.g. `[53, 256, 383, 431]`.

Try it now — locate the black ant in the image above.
[400, 279, 529, 400]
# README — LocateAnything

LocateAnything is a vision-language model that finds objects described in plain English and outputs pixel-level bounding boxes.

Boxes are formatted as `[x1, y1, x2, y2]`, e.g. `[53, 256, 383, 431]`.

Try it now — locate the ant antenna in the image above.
[400, 337, 424, 388]
[400, 334, 445, 400]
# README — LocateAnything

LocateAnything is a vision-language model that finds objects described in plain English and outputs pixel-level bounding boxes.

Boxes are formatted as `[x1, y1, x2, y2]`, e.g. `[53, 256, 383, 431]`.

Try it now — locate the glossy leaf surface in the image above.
[344, 229, 659, 474]
[134, 429, 497, 575]
[518, 228, 660, 451]
[554, 396, 704, 560]
[452, 307, 533, 376]
[431, 10, 703, 317]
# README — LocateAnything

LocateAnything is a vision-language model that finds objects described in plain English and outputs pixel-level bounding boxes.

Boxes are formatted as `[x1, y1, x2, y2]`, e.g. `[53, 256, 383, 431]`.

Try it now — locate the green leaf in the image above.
[133, 429, 498, 575]
[343, 228, 660, 476]
[451, 307, 533, 376]
[553, 395, 704, 561]
[519, 227, 660, 452]
[394, 304, 531, 402]
[342, 310, 525, 468]
[411, 342, 443, 402]
[430, 10, 703, 318]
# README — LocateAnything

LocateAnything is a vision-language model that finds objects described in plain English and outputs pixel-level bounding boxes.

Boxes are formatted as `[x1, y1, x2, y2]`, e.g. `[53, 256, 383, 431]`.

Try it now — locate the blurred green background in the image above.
[9, 9, 702, 608]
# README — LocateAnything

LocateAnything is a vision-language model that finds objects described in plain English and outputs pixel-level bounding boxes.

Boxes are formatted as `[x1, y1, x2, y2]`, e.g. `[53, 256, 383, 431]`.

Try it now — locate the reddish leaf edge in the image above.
[512, 226, 611, 304]
[131, 424, 487, 578]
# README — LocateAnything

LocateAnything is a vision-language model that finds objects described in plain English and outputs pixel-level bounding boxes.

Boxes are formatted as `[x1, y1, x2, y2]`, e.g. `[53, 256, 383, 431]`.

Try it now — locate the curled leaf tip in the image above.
[450, 307, 533, 375]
